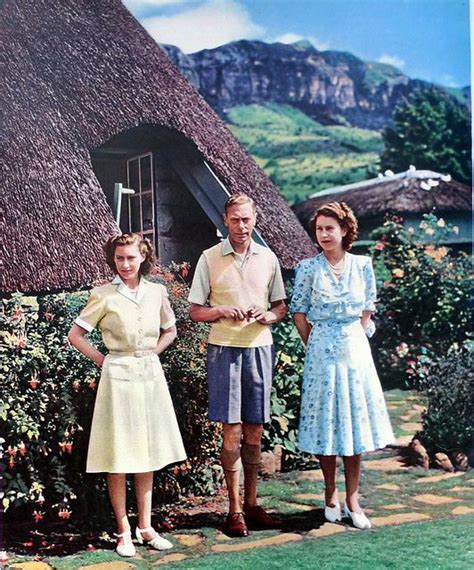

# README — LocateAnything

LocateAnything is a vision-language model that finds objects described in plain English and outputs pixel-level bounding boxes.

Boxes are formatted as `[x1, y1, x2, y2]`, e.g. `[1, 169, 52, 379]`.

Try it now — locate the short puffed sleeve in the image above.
[289, 259, 315, 314]
[363, 257, 377, 311]
[160, 285, 176, 330]
[75, 288, 106, 332]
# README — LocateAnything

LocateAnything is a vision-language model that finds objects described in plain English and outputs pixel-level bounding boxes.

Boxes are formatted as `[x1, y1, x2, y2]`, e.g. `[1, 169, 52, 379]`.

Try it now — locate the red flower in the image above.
[72, 382, 80, 392]
[43, 312, 55, 321]
[88, 381, 97, 390]
[8, 456, 15, 469]
[58, 509, 71, 520]
[18, 442, 26, 456]
[374, 242, 385, 251]
[65, 442, 73, 454]
[11, 306, 24, 322]
[180, 265, 190, 278]
[29, 375, 39, 389]
[6, 446, 17, 457]
[33, 511, 44, 523]
[59, 441, 67, 453]
[163, 272, 174, 282]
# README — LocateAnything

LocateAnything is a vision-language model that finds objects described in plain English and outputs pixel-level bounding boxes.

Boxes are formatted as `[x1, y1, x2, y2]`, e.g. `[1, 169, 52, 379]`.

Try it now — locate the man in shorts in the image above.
[188, 193, 287, 537]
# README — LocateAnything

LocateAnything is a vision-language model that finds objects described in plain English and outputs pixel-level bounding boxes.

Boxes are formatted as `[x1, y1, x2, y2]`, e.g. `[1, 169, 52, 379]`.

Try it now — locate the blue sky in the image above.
[123, 0, 470, 88]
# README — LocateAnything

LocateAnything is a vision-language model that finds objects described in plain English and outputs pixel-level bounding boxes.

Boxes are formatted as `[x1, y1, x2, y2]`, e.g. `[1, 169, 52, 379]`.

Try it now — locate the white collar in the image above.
[112, 275, 147, 304]
[221, 237, 259, 257]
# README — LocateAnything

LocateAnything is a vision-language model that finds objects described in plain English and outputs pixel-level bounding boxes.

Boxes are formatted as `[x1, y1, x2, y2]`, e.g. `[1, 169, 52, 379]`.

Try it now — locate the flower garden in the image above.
[0, 215, 471, 555]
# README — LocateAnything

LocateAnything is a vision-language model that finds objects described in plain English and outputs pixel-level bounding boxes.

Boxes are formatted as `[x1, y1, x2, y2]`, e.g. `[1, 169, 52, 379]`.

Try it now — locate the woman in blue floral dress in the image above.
[291, 202, 394, 529]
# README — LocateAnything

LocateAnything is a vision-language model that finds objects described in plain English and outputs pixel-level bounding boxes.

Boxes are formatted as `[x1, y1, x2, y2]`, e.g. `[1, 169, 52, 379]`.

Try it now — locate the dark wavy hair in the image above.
[104, 233, 155, 275]
[311, 201, 359, 251]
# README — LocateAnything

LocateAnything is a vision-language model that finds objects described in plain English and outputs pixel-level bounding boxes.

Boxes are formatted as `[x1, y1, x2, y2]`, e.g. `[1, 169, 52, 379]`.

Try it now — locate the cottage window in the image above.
[126, 152, 155, 242]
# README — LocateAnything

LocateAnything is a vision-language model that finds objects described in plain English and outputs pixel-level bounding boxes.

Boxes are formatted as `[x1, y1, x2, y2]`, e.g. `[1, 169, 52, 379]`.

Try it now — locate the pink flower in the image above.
[374, 242, 385, 251]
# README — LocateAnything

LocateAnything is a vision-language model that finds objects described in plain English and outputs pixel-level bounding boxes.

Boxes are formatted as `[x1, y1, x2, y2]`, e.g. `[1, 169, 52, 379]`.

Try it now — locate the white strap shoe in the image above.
[114, 531, 136, 557]
[324, 503, 342, 522]
[343, 503, 372, 529]
[135, 526, 173, 550]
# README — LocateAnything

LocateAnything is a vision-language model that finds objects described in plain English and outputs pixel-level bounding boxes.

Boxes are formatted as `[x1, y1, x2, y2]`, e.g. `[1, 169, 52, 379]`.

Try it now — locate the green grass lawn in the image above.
[167, 516, 474, 569]
[10, 389, 473, 570]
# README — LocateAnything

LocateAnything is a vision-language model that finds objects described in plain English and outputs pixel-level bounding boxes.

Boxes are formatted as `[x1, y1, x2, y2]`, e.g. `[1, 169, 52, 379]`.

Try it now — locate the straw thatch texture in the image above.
[293, 175, 472, 235]
[1, 0, 316, 294]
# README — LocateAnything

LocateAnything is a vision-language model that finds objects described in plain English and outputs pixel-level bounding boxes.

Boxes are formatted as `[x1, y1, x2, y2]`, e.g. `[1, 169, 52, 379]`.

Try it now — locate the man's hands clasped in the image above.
[218, 305, 273, 324]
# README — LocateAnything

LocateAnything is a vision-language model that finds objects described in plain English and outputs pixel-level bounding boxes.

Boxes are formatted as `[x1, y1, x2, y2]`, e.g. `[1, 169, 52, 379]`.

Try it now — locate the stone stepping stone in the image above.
[371, 513, 431, 526]
[451, 506, 474, 515]
[394, 435, 413, 447]
[450, 486, 472, 492]
[401, 422, 423, 432]
[297, 470, 325, 481]
[376, 483, 401, 491]
[153, 553, 188, 565]
[289, 503, 315, 511]
[174, 533, 204, 547]
[308, 523, 346, 538]
[364, 457, 406, 471]
[10, 561, 52, 570]
[383, 504, 408, 510]
[407, 396, 420, 401]
[79, 560, 136, 570]
[412, 404, 425, 412]
[413, 494, 460, 505]
[415, 472, 465, 484]
[211, 533, 303, 553]
[293, 493, 324, 501]
[215, 531, 232, 541]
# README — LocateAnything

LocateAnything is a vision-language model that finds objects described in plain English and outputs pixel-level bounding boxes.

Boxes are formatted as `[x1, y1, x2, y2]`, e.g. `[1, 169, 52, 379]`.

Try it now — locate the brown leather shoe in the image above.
[244, 505, 282, 528]
[223, 512, 249, 537]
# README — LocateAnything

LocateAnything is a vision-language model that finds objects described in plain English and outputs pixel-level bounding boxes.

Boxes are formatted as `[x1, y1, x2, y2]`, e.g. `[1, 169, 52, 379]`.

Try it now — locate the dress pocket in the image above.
[107, 361, 131, 381]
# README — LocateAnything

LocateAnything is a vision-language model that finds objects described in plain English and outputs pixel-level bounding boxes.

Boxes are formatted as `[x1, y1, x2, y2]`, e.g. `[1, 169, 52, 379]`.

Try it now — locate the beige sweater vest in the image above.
[204, 243, 275, 347]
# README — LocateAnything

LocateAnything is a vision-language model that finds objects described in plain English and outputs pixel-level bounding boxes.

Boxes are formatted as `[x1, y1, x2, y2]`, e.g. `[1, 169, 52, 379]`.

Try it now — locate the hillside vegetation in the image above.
[226, 104, 383, 204]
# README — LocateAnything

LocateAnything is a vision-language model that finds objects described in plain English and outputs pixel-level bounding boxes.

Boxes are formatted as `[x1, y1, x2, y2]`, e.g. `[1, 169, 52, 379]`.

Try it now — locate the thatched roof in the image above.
[294, 169, 472, 234]
[0, 0, 316, 295]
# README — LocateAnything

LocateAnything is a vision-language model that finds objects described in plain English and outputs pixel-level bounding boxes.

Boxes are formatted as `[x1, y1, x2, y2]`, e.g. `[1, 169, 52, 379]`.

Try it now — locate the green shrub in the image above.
[0, 263, 220, 529]
[262, 314, 304, 463]
[420, 342, 472, 455]
[369, 214, 471, 389]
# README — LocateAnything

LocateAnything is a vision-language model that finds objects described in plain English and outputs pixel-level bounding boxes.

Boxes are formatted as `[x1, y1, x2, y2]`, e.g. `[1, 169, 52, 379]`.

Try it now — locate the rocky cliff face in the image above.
[160, 40, 455, 130]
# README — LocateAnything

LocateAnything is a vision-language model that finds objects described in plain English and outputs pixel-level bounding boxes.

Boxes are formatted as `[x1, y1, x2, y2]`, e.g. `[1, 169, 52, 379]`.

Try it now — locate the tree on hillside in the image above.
[380, 88, 471, 184]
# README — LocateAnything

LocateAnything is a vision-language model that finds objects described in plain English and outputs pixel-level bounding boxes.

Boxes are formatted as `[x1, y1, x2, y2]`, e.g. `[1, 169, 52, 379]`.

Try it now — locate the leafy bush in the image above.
[381, 87, 471, 184]
[369, 213, 471, 389]
[420, 342, 472, 455]
[0, 263, 220, 529]
[262, 314, 304, 463]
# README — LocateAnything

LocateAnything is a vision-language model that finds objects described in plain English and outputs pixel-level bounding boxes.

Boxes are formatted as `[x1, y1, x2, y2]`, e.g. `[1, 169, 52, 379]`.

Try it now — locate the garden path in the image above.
[8, 390, 473, 570]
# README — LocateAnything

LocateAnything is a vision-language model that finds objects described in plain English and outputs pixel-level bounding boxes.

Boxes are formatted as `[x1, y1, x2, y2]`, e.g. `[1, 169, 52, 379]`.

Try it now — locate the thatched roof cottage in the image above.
[0, 0, 316, 295]
[294, 168, 472, 248]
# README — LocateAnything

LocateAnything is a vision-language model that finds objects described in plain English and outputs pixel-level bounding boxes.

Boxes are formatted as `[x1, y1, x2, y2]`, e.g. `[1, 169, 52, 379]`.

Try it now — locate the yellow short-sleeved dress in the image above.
[75, 275, 187, 473]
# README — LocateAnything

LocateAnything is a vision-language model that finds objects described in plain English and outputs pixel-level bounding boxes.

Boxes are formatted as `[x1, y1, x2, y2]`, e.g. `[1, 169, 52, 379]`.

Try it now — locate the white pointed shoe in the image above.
[114, 531, 136, 557]
[343, 503, 372, 529]
[324, 503, 342, 522]
[135, 526, 173, 550]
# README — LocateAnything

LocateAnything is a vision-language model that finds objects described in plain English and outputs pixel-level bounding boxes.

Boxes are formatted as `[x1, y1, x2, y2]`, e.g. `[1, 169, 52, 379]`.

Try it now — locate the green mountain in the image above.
[226, 104, 383, 205]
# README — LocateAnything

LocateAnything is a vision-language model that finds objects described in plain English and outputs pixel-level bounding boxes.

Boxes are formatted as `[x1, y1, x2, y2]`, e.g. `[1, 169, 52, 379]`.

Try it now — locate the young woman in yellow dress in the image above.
[68, 233, 186, 557]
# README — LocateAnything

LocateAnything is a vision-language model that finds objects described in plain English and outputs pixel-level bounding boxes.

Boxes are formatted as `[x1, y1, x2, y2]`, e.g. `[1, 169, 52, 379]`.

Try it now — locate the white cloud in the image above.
[378, 54, 405, 69]
[140, 0, 264, 53]
[440, 74, 460, 88]
[273, 32, 329, 51]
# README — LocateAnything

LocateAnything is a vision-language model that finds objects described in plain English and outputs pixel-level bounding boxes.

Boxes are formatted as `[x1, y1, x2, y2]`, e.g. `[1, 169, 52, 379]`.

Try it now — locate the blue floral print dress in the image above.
[290, 253, 394, 456]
